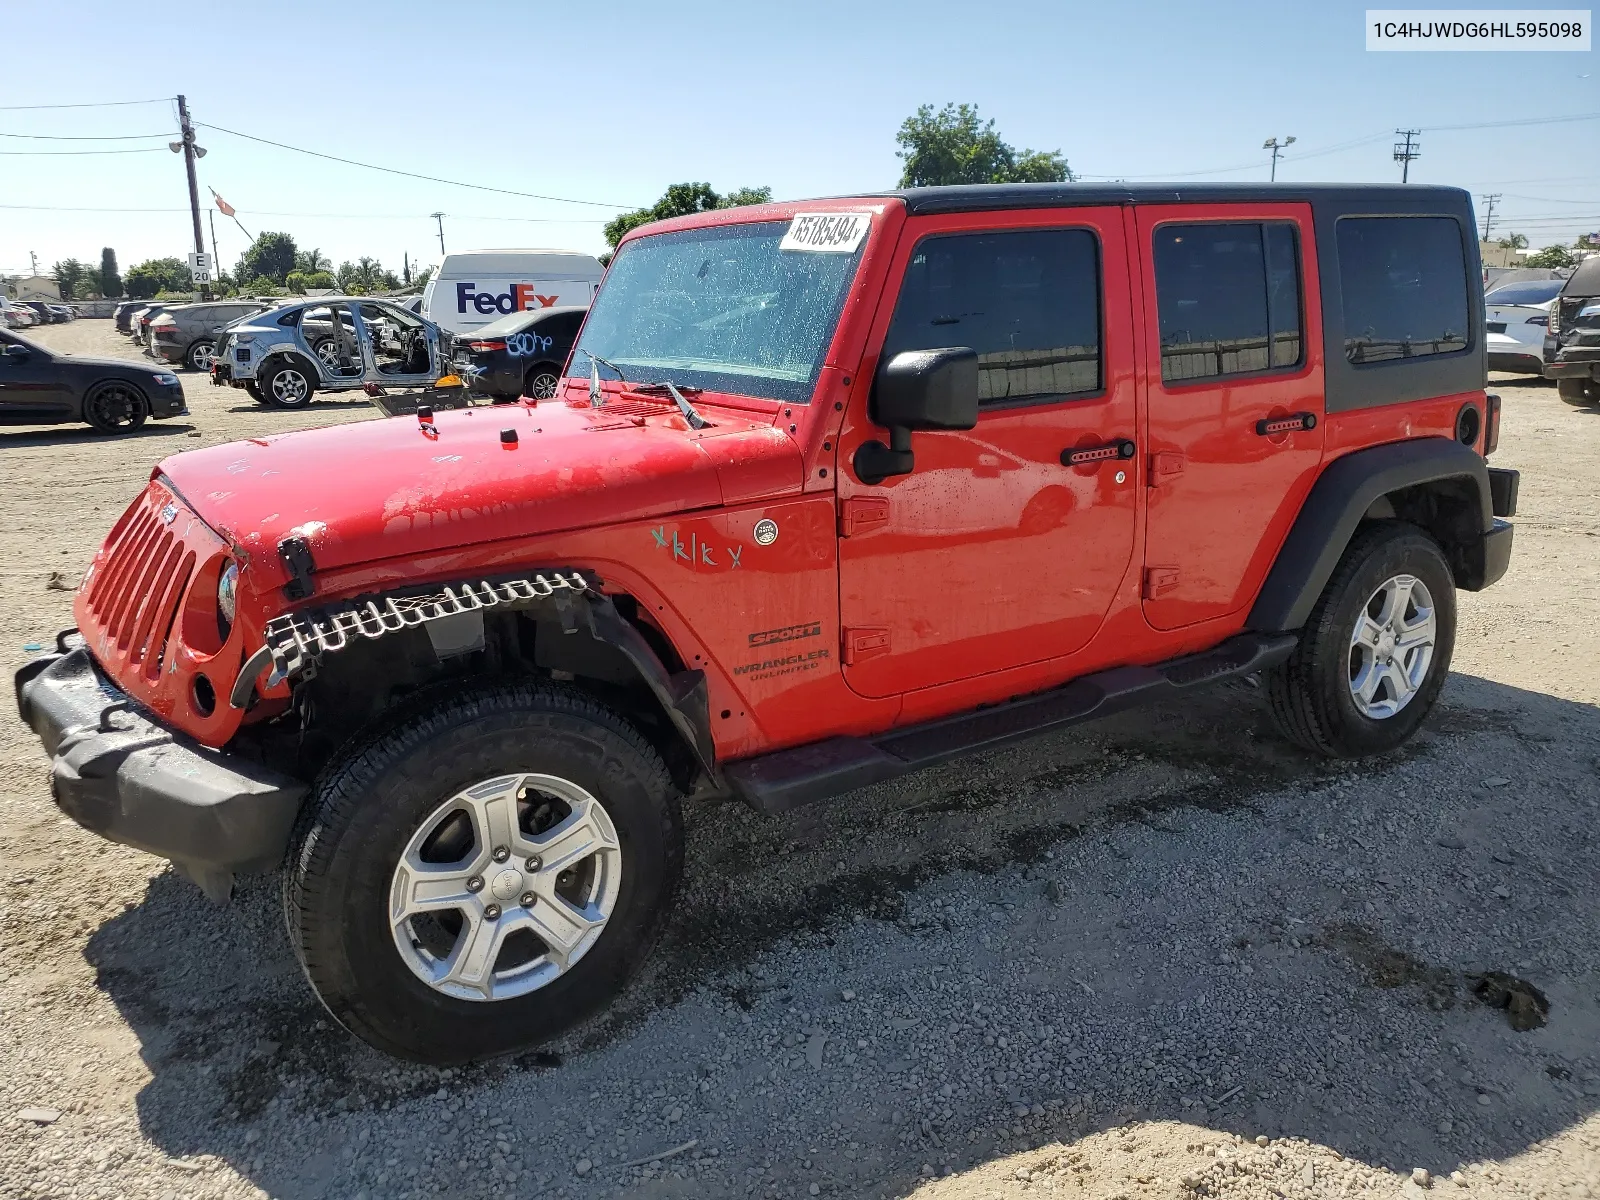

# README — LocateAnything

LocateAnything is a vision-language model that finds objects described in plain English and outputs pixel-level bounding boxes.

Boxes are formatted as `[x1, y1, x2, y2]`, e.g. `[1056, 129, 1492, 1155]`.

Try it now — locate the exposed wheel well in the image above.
[261, 596, 704, 793]
[1360, 477, 1484, 586]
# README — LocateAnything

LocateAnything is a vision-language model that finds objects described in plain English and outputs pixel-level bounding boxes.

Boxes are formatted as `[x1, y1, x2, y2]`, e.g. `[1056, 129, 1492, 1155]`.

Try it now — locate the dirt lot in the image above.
[2, 319, 1598, 1200]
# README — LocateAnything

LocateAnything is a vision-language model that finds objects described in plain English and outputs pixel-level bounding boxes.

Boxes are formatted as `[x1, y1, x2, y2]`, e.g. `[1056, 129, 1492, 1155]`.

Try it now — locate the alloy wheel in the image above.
[188, 341, 216, 371]
[1348, 573, 1437, 719]
[86, 383, 143, 431]
[388, 773, 624, 1002]
[528, 371, 560, 400]
[271, 368, 310, 405]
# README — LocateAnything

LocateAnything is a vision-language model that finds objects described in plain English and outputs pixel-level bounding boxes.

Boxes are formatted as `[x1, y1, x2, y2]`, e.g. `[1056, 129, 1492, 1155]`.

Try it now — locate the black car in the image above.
[113, 300, 144, 334]
[0, 328, 187, 432]
[451, 305, 586, 401]
[23, 301, 65, 325]
[1546, 256, 1600, 406]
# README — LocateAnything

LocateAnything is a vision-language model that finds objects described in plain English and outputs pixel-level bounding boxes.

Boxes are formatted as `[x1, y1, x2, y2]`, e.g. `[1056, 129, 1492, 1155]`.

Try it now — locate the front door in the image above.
[836, 209, 1140, 700]
[356, 303, 434, 380]
[0, 335, 73, 424]
[1135, 205, 1325, 630]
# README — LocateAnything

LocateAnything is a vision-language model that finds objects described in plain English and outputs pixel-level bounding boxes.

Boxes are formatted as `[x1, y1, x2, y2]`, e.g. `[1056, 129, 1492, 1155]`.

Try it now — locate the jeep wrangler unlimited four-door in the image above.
[17, 184, 1517, 1064]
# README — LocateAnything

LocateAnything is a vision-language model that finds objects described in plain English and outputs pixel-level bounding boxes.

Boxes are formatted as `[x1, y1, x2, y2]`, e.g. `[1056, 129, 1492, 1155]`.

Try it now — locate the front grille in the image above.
[82, 489, 197, 681]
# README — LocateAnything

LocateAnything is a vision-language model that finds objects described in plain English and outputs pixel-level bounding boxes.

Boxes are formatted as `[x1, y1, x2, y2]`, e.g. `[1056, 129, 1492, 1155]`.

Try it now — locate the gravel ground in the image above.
[2, 320, 1597, 1200]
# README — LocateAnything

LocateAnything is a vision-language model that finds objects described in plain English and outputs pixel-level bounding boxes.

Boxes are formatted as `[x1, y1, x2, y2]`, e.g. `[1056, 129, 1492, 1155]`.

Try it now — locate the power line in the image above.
[196, 121, 640, 209]
[0, 97, 169, 110]
[0, 202, 606, 223]
[0, 147, 167, 156]
[1427, 111, 1600, 131]
[0, 130, 172, 140]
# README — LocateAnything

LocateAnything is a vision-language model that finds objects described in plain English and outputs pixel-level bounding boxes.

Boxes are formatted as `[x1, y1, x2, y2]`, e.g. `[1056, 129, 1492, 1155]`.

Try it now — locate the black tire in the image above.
[1266, 522, 1456, 758]
[260, 358, 315, 409]
[186, 340, 216, 372]
[82, 381, 148, 434]
[1557, 378, 1596, 406]
[245, 382, 268, 405]
[523, 362, 561, 401]
[284, 680, 683, 1064]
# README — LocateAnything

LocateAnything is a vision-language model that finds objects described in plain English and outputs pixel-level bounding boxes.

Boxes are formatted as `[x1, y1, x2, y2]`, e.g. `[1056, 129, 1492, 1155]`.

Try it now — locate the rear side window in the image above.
[1153, 222, 1303, 384]
[883, 228, 1101, 405]
[1337, 216, 1469, 364]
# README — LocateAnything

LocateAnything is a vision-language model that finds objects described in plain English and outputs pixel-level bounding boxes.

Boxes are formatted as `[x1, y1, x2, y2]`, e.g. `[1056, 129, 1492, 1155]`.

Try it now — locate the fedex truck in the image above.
[421, 249, 605, 338]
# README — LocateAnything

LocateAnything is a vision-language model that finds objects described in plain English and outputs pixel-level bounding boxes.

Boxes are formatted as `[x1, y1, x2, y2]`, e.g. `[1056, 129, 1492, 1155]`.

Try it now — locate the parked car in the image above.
[451, 305, 586, 400]
[113, 300, 145, 334]
[18, 183, 1517, 1065]
[148, 301, 270, 371]
[49, 304, 77, 321]
[1545, 255, 1600, 405]
[131, 304, 172, 344]
[23, 301, 64, 325]
[1, 298, 38, 328]
[0, 327, 186, 432]
[1485, 279, 1564, 375]
[420, 248, 602, 338]
[210, 296, 447, 407]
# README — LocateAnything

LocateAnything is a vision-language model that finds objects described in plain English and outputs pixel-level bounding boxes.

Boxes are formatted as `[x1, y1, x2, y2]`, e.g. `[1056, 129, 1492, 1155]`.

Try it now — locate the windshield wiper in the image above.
[581, 350, 628, 407]
[635, 381, 711, 429]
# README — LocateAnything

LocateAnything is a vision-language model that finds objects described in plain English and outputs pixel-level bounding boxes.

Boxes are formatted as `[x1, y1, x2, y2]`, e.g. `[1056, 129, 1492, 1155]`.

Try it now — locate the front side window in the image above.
[1154, 222, 1303, 384]
[569, 220, 866, 404]
[1337, 216, 1469, 364]
[882, 228, 1102, 405]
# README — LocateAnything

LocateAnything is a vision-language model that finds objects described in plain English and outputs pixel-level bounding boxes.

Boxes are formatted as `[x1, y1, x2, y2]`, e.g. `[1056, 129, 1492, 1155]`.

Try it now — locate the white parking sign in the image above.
[187, 252, 214, 284]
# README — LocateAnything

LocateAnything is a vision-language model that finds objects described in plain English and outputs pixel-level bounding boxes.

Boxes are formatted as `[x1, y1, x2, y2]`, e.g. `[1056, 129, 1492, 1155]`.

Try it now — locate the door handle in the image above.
[1255, 412, 1318, 436]
[1060, 439, 1136, 467]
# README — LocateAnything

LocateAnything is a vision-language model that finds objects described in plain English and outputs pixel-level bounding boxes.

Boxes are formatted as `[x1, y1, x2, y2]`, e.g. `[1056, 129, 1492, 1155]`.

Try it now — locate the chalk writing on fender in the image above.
[651, 525, 743, 569]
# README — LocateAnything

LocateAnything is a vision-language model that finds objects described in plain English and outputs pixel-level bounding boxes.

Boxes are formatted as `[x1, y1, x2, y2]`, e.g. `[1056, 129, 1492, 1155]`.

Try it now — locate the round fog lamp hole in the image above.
[192, 674, 216, 717]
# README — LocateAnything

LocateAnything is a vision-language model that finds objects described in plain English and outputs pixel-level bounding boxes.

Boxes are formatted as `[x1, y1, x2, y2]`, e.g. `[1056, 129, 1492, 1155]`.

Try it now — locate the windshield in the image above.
[569, 219, 867, 404]
[1485, 281, 1563, 306]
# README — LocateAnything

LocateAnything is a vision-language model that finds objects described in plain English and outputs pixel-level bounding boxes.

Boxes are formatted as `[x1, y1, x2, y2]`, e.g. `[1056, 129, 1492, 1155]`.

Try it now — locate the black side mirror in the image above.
[854, 347, 979, 485]
[3, 344, 30, 360]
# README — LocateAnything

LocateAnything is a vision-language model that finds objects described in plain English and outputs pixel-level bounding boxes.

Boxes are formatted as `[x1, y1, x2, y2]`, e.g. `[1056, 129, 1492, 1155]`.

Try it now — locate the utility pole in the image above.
[175, 95, 211, 299]
[29, 251, 38, 276]
[1393, 129, 1421, 183]
[1480, 193, 1502, 242]
[430, 212, 446, 256]
[1263, 136, 1296, 182]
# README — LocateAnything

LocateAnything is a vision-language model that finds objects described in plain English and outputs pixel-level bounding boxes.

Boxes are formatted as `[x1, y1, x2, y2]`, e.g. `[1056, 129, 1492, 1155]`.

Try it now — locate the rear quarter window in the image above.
[1337, 216, 1470, 364]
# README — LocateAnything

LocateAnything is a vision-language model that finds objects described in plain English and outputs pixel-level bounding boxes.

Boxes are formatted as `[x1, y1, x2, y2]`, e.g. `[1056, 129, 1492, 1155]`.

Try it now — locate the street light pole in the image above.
[430, 212, 446, 256]
[1263, 136, 1296, 182]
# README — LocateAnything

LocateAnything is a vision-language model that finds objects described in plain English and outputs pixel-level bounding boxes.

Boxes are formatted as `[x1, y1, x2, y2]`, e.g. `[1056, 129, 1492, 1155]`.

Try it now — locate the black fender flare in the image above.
[1247, 438, 1492, 633]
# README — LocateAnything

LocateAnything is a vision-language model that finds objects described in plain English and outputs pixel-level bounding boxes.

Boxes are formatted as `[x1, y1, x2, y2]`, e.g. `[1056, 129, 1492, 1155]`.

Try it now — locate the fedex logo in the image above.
[455, 282, 560, 316]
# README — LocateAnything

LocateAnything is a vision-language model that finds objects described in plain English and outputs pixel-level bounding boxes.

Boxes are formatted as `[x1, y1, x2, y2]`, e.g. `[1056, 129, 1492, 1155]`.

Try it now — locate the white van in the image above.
[421, 249, 604, 338]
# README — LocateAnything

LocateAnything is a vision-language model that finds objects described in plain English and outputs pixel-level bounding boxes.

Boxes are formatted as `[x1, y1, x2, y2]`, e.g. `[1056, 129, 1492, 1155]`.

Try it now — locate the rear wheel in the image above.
[284, 681, 683, 1064]
[1557, 378, 1596, 406]
[1266, 522, 1456, 758]
[83, 381, 148, 434]
[262, 359, 315, 408]
[186, 340, 217, 371]
[524, 362, 561, 400]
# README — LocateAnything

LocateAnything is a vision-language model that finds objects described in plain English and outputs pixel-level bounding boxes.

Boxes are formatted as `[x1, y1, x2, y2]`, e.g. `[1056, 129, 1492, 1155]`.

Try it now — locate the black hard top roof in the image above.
[1564, 255, 1600, 297]
[868, 181, 1471, 215]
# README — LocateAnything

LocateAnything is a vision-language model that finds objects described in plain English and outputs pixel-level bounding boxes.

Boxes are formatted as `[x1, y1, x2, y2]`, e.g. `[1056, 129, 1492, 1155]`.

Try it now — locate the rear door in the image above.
[836, 207, 1140, 698]
[1135, 204, 1324, 630]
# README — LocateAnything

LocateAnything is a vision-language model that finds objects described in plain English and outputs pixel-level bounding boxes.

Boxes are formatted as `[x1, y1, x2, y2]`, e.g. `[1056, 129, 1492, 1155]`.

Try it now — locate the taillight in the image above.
[1484, 393, 1501, 457]
[467, 339, 506, 353]
[1525, 315, 1547, 326]
[152, 318, 176, 331]
[1548, 304, 1562, 335]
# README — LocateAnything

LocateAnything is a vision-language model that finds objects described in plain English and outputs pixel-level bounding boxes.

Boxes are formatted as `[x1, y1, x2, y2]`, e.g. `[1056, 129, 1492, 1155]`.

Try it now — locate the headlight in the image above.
[152, 372, 179, 386]
[217, 561, 239, 640]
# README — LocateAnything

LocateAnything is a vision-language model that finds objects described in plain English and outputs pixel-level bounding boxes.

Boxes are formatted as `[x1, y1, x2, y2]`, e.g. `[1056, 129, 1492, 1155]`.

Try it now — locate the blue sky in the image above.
[2, 0, 1594, 280]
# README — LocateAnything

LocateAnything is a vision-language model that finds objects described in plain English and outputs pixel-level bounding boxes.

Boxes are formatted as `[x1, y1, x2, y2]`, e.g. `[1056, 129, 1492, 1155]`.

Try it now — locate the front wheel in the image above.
[186, 340, 216, 371]
[283, 681, 683, 1064]
[1266, 522, 1456, 758]
[83, 381, 148, 434]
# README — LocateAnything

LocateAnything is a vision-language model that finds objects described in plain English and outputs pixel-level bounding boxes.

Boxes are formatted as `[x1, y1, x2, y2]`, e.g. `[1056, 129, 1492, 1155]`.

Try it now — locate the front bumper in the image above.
[150, 382, 186, 418]
[14, 640, 307, 900]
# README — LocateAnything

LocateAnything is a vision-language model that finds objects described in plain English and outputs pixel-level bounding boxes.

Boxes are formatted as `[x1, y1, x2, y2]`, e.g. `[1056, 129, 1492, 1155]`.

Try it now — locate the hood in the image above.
[158, 397, 802, 594]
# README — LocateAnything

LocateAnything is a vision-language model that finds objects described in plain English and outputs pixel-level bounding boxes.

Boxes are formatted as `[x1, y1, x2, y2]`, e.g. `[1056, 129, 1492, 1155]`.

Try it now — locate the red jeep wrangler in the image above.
[17, 184, 1517, 1064]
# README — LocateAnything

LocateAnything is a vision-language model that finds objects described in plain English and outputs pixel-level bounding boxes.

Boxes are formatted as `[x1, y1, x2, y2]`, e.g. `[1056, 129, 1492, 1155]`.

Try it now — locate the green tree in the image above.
[50, 258, 87, 300]
[123, 257, 190, 299]
[894, 103, 1072, 187]
[242, 275, 283, 297]
[293, 247, 331, 274]
[603, 182, 774, 248]
[1497, 232, 1529, 250]
[236, 232, 298, 286]
[1524, 243, 1577, 269]
[98, 247, 122, 298]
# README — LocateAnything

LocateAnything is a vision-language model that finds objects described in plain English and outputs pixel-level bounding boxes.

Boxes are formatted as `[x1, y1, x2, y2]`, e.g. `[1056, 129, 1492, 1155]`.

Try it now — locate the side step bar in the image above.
[725, 633, 1297, 815]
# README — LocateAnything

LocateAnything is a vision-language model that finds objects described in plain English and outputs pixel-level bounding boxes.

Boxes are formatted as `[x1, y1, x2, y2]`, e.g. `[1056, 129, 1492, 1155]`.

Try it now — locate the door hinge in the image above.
[842, 626, 891, 665]
[1143, 567, 1180, 599]
[839, 496, 890, 538]
[1148, 452, 1185, 486]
